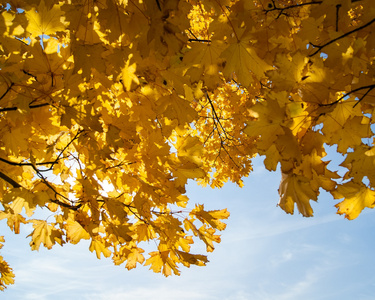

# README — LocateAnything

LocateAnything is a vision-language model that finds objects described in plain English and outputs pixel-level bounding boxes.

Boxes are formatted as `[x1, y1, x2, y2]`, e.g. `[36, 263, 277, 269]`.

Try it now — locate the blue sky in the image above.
[1, 156, 375, 300]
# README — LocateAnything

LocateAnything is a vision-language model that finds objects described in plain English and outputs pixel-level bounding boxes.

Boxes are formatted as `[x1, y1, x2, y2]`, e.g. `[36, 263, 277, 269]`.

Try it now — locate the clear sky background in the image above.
[1, 156, 375, 300]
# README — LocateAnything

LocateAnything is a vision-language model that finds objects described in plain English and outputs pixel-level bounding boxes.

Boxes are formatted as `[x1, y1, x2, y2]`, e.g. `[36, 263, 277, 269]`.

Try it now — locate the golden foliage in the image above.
[0, 0, 374, 288]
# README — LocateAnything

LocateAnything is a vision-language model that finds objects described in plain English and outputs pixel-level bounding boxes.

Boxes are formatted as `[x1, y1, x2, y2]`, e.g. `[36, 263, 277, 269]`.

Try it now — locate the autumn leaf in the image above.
[176, 250, 208, 267]
[243, 97, 286, 151]
[125, 247, 145, 270]
[65, 219, 90, 244]
[25, 0, 66, 37]
[145, 250, 180, 276]
[221, 35, 272, 86]
[332, 182, 375, 220]
[121, 54, 140, 91]
[190, 204, 230, 231]
[0, 237, 15, 291]
[89, 237, 111, 259]
[28, 220, 65, 251]
[278, 172, 318, 217]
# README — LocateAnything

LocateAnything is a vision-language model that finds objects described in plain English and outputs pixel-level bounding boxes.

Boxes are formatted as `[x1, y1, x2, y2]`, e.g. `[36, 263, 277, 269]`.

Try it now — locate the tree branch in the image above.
[0, 129, 84, 170]
[205, 93, 241, 169]
[336, 4, 341, 32]
[319, 84, 375, 107]
[0, 102, 50, 113]
[188, 38, 211, 43]
[353, 85, 375, 108]
[0, 172, 21, 188]
[0, 82, 14, 102]
[0, 168, 79, 210]
[309, 17, 375, 57]
[0, 130, 85, 211]
[265, 1, 323, 19]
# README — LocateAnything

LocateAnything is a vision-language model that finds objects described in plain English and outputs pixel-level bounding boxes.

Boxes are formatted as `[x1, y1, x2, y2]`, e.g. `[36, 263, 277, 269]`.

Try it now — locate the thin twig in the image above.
[353, 86, 375, 108]
[188, 38, 211, 43]
[0, 102, 50, 113]
[309, 17, 375, 57]
[206, 93, 236, 141]
[319, 84, 375, 107]
[265, 1, 323, 19]
[0, 130, 84, 170]
[336, 4, 341, 32]
[0, 82, 14, 102]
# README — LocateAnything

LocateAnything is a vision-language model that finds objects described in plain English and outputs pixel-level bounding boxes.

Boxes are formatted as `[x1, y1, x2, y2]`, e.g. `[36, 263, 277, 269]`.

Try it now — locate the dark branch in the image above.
[188, 38, 211, 43]
[0, 82, 14, 102]
[336, 4, 341, 32]
[206, 93, 234, 142]
[22, 69, 37, 81]
[265, 1, 323, 19]
[353, 85, 375, 108]
[127, 203, 150, 225]
[0, 170, 79, 211]
[309, 17, 375, 57]
[0, 171, 21, 188]
[48, 129, 85, 171]
[0, 156, 65, 168]
[155, 0, 161, 11]
[105, 160, 137, 171]
[0, 102, 50, 113]
[32, 164, 81, 211]
[0, 129, 84, 170]
[319, 84, 375, 107]
[205, 93, 241, 169]
[187, 29, 198, 40]
[0, 130, 86, 211]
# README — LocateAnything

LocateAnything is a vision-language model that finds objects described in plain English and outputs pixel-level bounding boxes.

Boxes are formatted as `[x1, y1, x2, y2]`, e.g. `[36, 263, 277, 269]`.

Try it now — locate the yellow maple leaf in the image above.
[156, 92, 197, 125]
[3, 188, 44, 217]
[278, 172, 318, 217]
[175, 135, 203, 165]
[321, 99, 362, 137]
[125, 247, 145, 270]
[121, 54, 140, 91]
[25, 0, 66, 37]
[145, 250, 179, 276]
[2, 127, 29, 156]
[28, 220, 64, 250]
[221, 36, 272, 86]
[268, 52, 308, 91]
[243, 98, 285, 151]
[145, 251, 164, 274]
[173, 164, 206, 187]
[263, 144, 281, 171]
[0, 236, 15, 290]
[0, 212, 27, 234]
[191, 204, 230, 231]
[0, 236, 15, 291]
[89, 237, 112, 259]
[332, 182, 375, 220]
[331, 116, 371, 154]
[176, 250, 208, 267]
[65, 219, 90, 244]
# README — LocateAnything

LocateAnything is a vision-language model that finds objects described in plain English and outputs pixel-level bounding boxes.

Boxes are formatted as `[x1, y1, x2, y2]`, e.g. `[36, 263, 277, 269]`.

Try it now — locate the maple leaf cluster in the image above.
[0, 0, 374, 288]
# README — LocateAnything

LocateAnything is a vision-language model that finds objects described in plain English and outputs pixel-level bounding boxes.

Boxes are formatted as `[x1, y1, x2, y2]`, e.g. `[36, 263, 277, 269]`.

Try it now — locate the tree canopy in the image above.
[0, 0, 374, 290]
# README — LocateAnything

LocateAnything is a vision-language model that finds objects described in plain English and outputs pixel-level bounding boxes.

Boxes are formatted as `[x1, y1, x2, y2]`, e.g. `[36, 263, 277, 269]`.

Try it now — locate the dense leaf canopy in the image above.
[0, 0, 374, 289]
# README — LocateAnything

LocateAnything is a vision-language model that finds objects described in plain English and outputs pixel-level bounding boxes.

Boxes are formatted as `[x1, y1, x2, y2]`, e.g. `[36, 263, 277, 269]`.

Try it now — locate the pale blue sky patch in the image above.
[1, 156, 375, 299]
